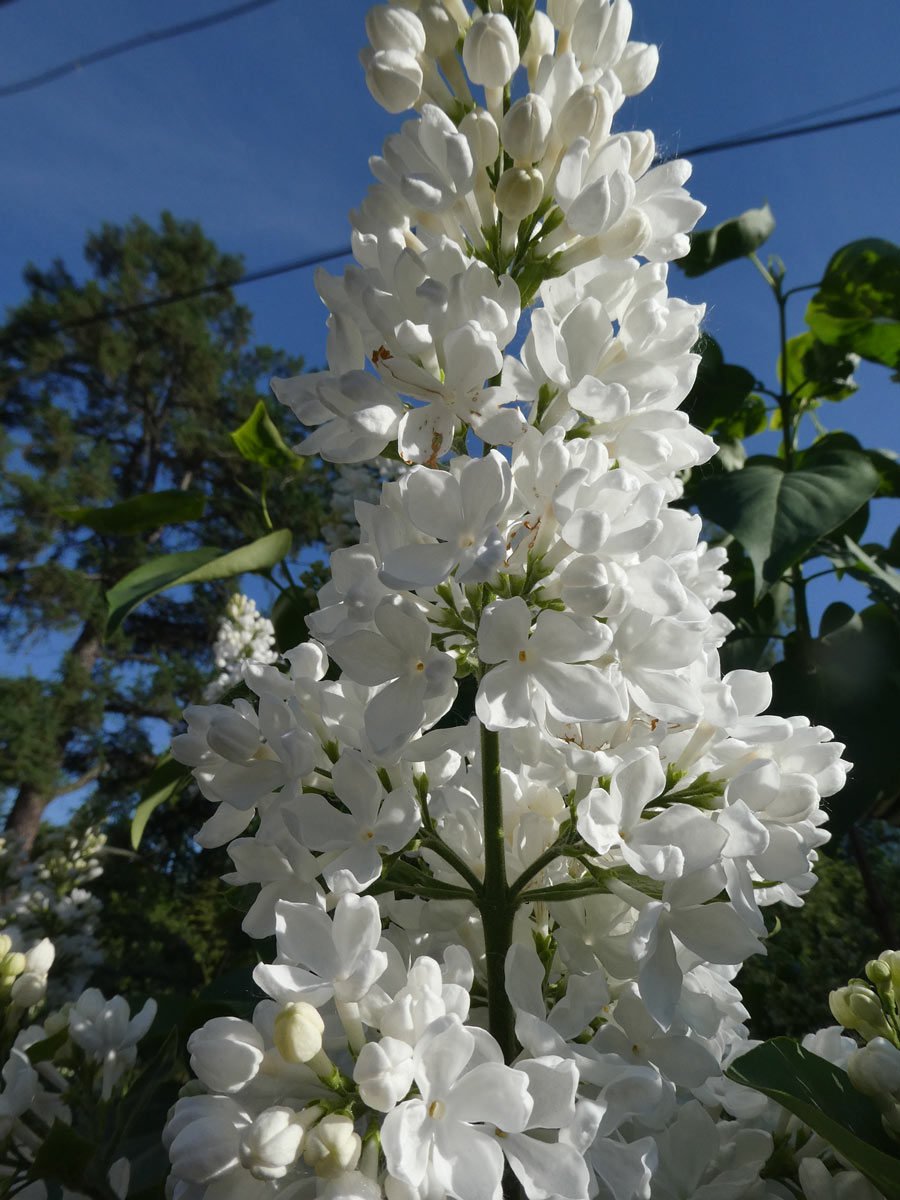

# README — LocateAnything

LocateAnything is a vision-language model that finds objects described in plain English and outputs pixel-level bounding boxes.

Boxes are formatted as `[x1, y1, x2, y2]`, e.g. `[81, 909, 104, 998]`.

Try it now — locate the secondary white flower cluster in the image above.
[204, 593, 280, 702]
[0, 932, 156, 1199]
[0, 827, 106, 1005]
[166, 3, 855, 1198]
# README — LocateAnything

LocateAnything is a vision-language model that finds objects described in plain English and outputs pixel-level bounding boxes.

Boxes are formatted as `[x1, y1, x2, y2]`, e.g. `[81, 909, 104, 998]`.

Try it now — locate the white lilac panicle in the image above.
[204, 592, 279, 702]
[166, 3, 854, 1199]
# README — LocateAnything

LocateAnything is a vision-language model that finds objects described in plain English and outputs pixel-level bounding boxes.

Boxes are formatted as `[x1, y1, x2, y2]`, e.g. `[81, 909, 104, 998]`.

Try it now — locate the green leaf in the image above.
[726, 1039, 900, 1197]
[230, 400, 304, 472]
[806, 238, 900, 370]
[678, 203, 775, 278]
[25, 1026, 69, 1065]
[29, 1120, 98, 1191]
[692, 442, 880, 598]
[867, 449, 900, 498]
[769, 603, 900, 831]
[779, 331, 859, 403]
[57, 489, 206, 535]
[131, 753, 193, 851]
[683, 334, 763, 439]
[106, 529, 292, 633]
[271, 588, 310, 654]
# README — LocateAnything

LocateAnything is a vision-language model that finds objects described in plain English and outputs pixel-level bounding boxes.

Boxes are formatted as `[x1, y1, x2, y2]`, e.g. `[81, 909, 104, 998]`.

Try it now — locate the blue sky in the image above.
[2, 1, 900, 815]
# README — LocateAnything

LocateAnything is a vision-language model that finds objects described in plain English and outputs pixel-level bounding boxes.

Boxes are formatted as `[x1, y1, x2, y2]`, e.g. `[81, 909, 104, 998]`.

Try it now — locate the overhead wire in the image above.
[670, 100, 900, 161]
[0, 0, 282, 99]
[3, 81, 900, 336]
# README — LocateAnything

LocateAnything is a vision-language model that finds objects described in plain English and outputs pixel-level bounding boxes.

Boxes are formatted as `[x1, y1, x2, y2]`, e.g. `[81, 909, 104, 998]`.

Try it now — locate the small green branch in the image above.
[419, 835, 485, 898]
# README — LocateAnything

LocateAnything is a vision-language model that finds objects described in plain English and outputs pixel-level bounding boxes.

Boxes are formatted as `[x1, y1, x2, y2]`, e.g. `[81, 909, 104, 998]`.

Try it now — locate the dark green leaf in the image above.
[682, 334, 763, 441]
[271, 588, 310, 654]
[678, 203, 775, 278]
[131, 753, 193, 850]
[779, 331, 859, 402]
[230, 400, 304, 472]
[818, 601, 857, 638]
[727, 1039, 900, 1197]
[29, 1120, 98, 1191]
[770, 603, 900, 831]
[25, 1026, 69, 1065]
[693, 443, 880, 598]
[106, 529, 292, 633]
[868, 449, 900, 499]
[57, 489, 206, 535]
[806, 238, 900, 370]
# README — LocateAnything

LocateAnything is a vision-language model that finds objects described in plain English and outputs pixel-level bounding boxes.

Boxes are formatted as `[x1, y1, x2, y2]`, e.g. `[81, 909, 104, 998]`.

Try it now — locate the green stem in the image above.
[478, 723, 517, 1063]
[419, 836, 485, 897]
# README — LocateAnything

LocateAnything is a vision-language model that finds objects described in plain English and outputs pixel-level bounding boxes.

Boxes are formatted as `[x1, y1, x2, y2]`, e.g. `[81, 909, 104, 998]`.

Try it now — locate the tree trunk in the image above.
[5, 783, 49, 857]
[4, 622, 104, 857]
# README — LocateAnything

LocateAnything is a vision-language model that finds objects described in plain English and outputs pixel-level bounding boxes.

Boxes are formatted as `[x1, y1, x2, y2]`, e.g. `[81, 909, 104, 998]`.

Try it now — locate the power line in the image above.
[40, 246, 354, 335]
[10, 99, 900, 338]
[0, 0, 282, 100]
[711, 82, 900, 142]
[672, 101, 900, 161]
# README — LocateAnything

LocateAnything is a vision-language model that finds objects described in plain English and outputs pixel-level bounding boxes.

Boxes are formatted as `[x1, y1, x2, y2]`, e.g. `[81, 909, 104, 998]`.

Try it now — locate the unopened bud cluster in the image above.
[831, 950, 900, 1140]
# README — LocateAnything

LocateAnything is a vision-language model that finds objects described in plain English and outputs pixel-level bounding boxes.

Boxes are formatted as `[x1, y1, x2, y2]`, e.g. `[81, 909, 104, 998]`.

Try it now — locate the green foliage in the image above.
[58, 489, 207, 536]
[806, 238, 900, 372]
[692, 441, 879, 599]
[739, 828, 900, 1037]
[130, 754, 192, 851]
[106, 528, 292, 634]
[679, 202, 775, 277]
[230, 398, 306, 472]
[728, 1039, 900, 1197]
[681, 221, 900, 833]
[0, 211, 329, 847]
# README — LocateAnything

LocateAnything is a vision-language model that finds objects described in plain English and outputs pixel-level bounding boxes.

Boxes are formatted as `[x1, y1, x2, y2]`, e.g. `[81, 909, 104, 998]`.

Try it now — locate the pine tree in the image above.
[0, 212, 327, 852]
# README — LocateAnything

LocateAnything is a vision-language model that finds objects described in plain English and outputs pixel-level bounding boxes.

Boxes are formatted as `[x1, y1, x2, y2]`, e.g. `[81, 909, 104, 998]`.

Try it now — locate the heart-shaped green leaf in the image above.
[693, 442, 879, 597]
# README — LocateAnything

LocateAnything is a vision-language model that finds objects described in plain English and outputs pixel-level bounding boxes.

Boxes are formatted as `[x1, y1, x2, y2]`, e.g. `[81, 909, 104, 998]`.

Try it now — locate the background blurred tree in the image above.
[0, 211, 329, 856]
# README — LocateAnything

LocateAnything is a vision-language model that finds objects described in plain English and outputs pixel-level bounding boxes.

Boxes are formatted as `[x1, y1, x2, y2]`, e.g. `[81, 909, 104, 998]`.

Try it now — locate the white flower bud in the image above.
[557, 84, 602, 145]
[847, 1039, 900, 1099]
[24, 938, 55, 976]
[366, 5, 426, 54]
[522, 11, 555, 80]
[206, 708, 261, 762]
[1, 951, 26, 980]
[502, 94, 553, 162]
[548, 0, 584, 32]
[167, 1098, 243, 1184]
[614, 41, 659, 96]
[460, 108, 500, 168]
[239, 1107, 305, 1181]
[495, 166, 544, 221]
[0, 935, 12, 960]
[187, 1016, 265, 1094]
[11, 971, 47, 1009]
[274, 1001, 325, 1064]
[623, 129, 655, 179]
[831, 983, 893, 1042]
[304, 1114, 362, 1179]
[353, 1037, 415, 1111]
[419, 2, 459, 57]
[360, 46, 423, 114]
[463, 14, 520, 88]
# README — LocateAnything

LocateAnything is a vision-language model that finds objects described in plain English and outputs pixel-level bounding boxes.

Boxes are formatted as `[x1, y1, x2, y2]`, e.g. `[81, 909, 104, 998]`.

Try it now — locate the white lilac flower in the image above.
[475, 597, 625, 730]
[380, 1014, 533, 1199]
[68, 990, 157, 1100]
[164, 5, 855, 1198]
